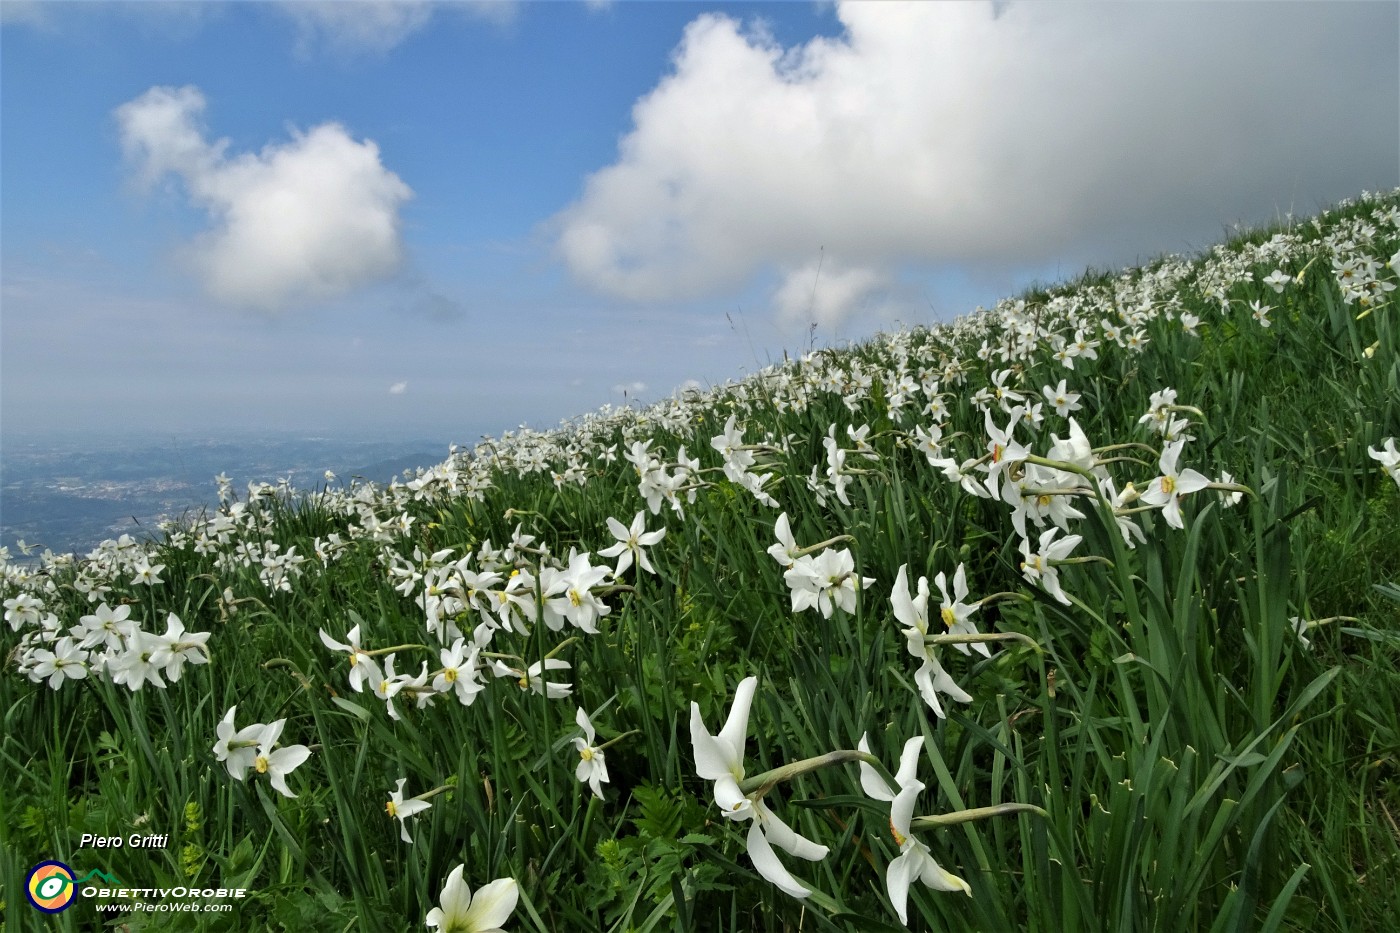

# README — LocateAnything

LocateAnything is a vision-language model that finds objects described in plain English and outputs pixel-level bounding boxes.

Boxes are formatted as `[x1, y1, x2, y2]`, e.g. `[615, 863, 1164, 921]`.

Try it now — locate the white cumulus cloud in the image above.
[389, 381, 408, 395]
[552, 1, 1397, 326]
[279, 1, 435, 56]
[773, 256, 889, 329]
[116, 85, 413, 312]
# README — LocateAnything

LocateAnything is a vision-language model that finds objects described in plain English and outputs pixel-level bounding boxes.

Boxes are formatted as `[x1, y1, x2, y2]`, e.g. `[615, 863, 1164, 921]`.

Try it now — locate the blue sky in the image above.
[2, 1, 1396, 447]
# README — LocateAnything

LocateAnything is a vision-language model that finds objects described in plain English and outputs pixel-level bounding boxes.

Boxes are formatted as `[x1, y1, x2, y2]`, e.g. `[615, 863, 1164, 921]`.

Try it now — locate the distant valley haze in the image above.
[0, 431, 455, 560]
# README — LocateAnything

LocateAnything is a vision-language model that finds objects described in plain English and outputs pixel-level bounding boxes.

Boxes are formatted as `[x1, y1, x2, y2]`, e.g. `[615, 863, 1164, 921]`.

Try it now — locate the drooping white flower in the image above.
[857, 733, 971, 923]
[319, 624, 377, 693]
[386, 778, 432, 844]
[491, 658, 573, 699]
[572, 707, 610, 800]
[891, 566, 973, 718]
[690, 676, 828, 899]
[767, 512, 802, 568]
[424, 865, 518, 933]
[1019, 528, 1083, 606]
[1369, 438, 1400, 489]
[1288, 616, 1313, 650]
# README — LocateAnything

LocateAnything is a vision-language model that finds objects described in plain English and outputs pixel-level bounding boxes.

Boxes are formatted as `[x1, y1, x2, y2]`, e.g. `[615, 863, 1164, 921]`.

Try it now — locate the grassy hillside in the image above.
[3, 188, 1398, 932]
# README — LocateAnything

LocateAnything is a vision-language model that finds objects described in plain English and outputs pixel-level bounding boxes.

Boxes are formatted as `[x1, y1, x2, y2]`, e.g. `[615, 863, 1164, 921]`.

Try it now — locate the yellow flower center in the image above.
[254, 755, 269, 774]
[386, 800, 399, 818]
[444, 669, 457, 683]
[1161, 475, 1176, 495]
[580, 747, 594, 761]
[517, 675, 529, 690]
[890, 818, 907, 847]
[1037, 494, 1053, 508]
[569, 590, 582, 607]
[941, 606, 957, 629]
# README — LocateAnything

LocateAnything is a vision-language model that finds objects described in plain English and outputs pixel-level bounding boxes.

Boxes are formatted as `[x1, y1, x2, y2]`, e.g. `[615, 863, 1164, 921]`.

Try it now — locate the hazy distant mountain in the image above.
[0, 434, 453, 559]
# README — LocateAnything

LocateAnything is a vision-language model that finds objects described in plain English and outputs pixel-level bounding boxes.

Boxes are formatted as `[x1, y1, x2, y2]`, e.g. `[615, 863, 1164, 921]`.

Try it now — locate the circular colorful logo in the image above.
[26, 861, 77, 913]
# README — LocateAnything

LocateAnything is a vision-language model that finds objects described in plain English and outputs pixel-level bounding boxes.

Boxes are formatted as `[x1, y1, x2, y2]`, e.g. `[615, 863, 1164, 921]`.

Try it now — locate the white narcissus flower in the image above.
[491, 658, 573, 699]
[251, 719, 311, 798]
[857, 732, 923, 803]
[1263, 269, 1291, 292]
[927, 455, 992, 498]
[1217, 470, 1244, 508]
[934, 564, 989, 658]
[1369, 438, 1400, 489]
[1019, 528, 1083, 606]
[1288, 617, 1313, 650]
[690, 676, 829, 898]
[883, 779, 972, 922]
[911, 423, 944, 464]
[386, 778, 432, 844]
[711, 413, 757, 480]
[545, 549, 612, 634]
[716, 785, 829, 900]
[573, 707, 610, 800]
[891, 566, 973, 718]
[433, 632, 487, 707]
[372, 653, 407, 720]
[1140, 440, 1212, 530]
[212, 706, 263, 779]
[783, 548, 873, 619]
[319, 624, 377, 693]
[424, 865, 518, 933]
[27, 637, 89, 690]
[4, 592, 44, 630]
[980, 406, 1029, 501]
[148, 612, 210, 682]
[691, 676, 754, 792]
[598, 510, 665, 576]
[105, 630, 168, 691]
[1042, 379, 1083, 418]
[1046, 418, 1104, 483]
[857, 733, 971, 924]
[767, 512, 802, 568]
[130, 558, 165, 586]
[74, 602, 137, 652]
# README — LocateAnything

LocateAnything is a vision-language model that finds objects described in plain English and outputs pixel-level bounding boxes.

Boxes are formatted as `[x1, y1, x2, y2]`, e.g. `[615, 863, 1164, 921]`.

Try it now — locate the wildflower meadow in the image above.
[3, 189, 1399, 931]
